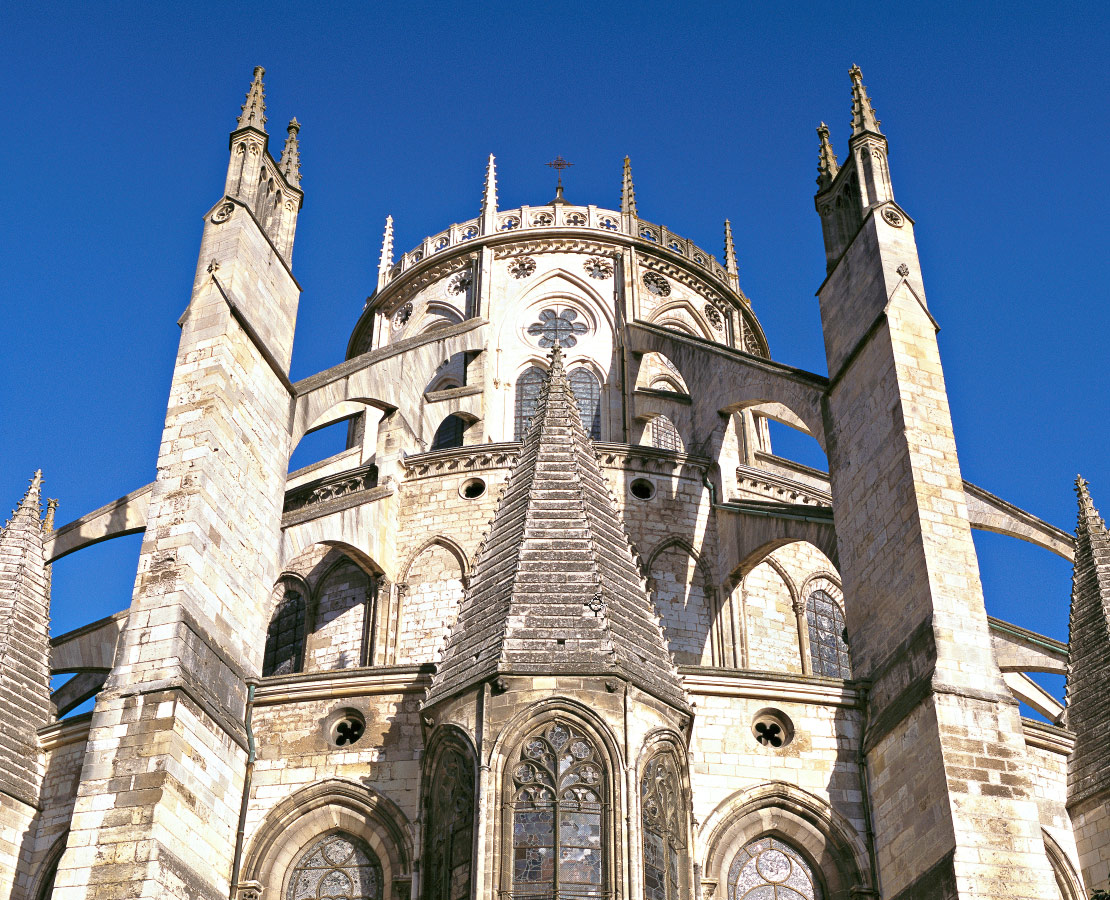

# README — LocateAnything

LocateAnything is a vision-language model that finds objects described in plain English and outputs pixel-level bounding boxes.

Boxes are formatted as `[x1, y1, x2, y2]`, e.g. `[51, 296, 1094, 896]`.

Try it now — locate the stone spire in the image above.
[1065, 476, 1110, 806]
[849, 64, 882, 136]
[279, 118, 301, 187]
[621, 155, 638, 216]
[376, 215, 394, 292]
[0, 471, 53, 806]
[236, 65, 267, 132]
[816, 122, 839, 190]
[480, 153, 498, 233]
[425, 345, 687, 711]
[723, 219, 739, 288]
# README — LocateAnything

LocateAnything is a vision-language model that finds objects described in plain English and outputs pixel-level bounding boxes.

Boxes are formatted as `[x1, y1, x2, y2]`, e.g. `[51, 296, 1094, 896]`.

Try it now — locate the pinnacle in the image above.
[481, 154, 498, 230]
[1075, 474, 1106, 533]
[377, 215, 395, 290]
[849, 64, 882, 136]
[621, 156, 637, 217]
[13, 470, 43, 520]
[279, 118, 301, 187]
[236, 65, 267, 132]
[723, 219, 739, 281]
[817, 122, 840, 189]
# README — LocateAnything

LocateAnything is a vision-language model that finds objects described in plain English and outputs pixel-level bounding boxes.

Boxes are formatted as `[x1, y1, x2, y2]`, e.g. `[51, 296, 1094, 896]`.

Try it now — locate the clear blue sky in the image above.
[3, 3, 1107, 705]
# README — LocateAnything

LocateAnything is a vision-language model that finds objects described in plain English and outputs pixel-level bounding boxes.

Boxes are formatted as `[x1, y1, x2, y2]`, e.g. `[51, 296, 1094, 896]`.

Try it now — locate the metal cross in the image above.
[545, 155, 573, 195]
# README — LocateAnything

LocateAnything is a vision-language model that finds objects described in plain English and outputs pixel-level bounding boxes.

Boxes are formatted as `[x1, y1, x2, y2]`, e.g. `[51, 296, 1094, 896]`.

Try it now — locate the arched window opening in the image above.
[727, 837, 822, 899]
[569, 368, 602, 441]
[650, 416, 683, 453]
[288, 831, 383, 900]
[510, 719, 606, 897]
[431, 414, 466, 451]
[423, 742, 475, 900]
[263, 585, 306, 676]
[805, 590, 851, 679]
[641, 752, 686, 900]
[515, 366, 546, 440]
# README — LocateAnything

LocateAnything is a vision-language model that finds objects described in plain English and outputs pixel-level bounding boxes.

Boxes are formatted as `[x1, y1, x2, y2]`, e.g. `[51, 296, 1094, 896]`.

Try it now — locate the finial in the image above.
[43, 498, 59, 533]
[547, 340, 566, 376]
[621, 156, 637, 216]
[816, 122, 840, 189]
[10, 470, 43, 522]
[279, 118, 301, 187]
[849, 64, 882, 136]
[545, 155, 573, 206]
[377, 215, 394, 291]
[1076, 475, 1103, 527]
[723, 219, 739, 285]
[236, 66, 268, 132]
[481, 154, 498, 232]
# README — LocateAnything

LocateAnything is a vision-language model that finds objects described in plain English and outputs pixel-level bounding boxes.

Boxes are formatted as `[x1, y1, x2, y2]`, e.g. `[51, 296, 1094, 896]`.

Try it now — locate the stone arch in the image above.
[634, 351, 690, 394]
[701, 781, 871, 900]
[1042, 829, 1083, 900]
[736, 551, 805, 675]
[508, 267, 617, 332]
[430, 413, 467, 450]
[646, 537, 719, 666]
[636, 729, 695, 900]
[31, 833, 67, 900]
[305, 554, 375, 671]
[241, 778, 413, 900]
[263, 572, 312, 677]
[420, 726, 478, 900]
[395, 536, 468, 664]
[646, 298, 715, 341]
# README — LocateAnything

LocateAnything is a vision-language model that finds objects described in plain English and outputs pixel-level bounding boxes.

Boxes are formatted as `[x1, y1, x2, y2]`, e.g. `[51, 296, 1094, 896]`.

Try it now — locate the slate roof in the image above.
[424, 345, 687, 710]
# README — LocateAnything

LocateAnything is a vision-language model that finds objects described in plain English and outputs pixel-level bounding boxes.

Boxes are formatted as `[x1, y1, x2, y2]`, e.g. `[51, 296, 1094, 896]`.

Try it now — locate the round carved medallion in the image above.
[509, 256, 537, 279]
[642, 271, 670, 296]
[211, 202, 235, 224]
[584, 256, 613, 279]
[882, 207, 904, 227]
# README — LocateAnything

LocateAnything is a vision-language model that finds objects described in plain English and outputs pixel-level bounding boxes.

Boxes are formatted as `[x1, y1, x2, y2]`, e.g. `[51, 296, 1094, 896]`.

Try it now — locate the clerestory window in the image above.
[805, 589, 851, 679]
[515, 366, 546, 440]
[568, 368, 602, 441]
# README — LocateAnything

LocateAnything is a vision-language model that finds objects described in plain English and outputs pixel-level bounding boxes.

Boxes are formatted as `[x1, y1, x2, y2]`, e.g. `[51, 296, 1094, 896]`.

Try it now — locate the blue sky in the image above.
[3, 3, 1107, 702]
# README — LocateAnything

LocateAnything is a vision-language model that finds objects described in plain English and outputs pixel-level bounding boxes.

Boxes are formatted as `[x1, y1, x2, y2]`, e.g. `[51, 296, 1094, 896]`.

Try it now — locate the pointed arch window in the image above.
[423, 741, 476, 900]
[509, 719, 607, 897]
[568, 368, 602, 441]
[805, 589, 851, 679]
[641, 752, 686, 900]
[288, 831, 383, 900]
[650, 415, 682, 453]
[515, 366, 547, 440]
[431, 414, 466, 451]
[727, 837, 822, 899]
[263, 585, 306, 676]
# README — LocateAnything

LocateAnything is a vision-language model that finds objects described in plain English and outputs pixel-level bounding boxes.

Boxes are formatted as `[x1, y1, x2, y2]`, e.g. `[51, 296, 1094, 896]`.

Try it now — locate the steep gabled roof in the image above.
[425, 345, 687, 710]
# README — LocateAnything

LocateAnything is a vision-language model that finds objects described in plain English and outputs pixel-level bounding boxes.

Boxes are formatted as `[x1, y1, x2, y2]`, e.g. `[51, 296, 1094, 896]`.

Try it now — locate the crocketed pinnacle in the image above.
[6, 470, 43, 528]
[723, 219, 739, 284]
[816, 122, 839, 190]
[279, 118, 301, 187]
[236, 66, 267, 132]
[377, 215, 394, 291]
[621, 156, 638, 216]
[1066, 476, 1110, 801]
[425, 345, 687, 710]
[481, 154, 498, 222]
[849, 65, 881, 136]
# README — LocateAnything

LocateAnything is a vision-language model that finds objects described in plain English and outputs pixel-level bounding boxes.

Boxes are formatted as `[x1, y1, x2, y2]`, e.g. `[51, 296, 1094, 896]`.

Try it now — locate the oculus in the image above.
[527, 308, 589, 349]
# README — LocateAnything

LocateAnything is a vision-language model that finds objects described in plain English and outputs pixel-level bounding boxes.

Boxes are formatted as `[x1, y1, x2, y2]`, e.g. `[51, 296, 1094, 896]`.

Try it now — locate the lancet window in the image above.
[805, 590, 851, 679]
[509, 719, 607, 897]
[423, 742, 475, 900]
[515, 366, 546, 440]
[641, 752, 686, 900]
[650, 415, 682, 453]
[287, 832, 383, 900]
[263, 585, 306, 676]
[727, 837, 821, 900]
[431, 414, 466, 451]
[568, 368, 602, 440]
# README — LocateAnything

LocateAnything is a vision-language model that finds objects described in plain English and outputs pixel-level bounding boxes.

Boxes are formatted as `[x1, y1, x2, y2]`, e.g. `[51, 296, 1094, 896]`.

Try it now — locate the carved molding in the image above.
[734, 465, 832, 508]
[383, 254, 476, 317]
[492, 238, 617, 259]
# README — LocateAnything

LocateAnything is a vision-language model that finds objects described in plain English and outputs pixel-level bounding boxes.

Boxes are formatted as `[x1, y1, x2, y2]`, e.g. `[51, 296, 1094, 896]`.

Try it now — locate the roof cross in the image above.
[545, 155, 573, 203]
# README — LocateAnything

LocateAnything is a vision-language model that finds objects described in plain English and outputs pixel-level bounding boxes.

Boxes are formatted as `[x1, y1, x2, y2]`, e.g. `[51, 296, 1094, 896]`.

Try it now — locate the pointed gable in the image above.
[425, 346, 687, 710]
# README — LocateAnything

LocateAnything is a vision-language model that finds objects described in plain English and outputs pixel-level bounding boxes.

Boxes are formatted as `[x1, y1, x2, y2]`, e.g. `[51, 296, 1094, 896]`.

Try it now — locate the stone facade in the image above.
[0, 65, 1105, 900]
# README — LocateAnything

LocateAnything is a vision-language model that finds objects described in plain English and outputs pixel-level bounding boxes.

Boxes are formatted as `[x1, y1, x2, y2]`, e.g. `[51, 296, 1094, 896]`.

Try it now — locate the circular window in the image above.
[326, 708, 366, 748]
[460, 477, 486, 500]
[751, 708, 794, 749]
[642, 271, 671, 296]
[629, 478, 655, 501]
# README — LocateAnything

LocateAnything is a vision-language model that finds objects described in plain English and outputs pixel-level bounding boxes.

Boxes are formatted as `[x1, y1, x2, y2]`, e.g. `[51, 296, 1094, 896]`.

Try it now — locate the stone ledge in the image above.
[678, 667, 863, 708]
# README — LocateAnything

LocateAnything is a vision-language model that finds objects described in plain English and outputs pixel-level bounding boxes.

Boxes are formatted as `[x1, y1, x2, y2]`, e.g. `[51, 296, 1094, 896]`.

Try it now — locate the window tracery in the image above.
[263, 585, 306, 676]
[641, 752, 685, 900]
[650, 416, 682, 453]
[509, 719, 606, 897]
[528, 308, 589, 348]
[568, 368, 602, 441]
[515, 366, 546, 440]
[727, 837, 821, 900]
[287, 832, 383, 900]
[805, 590, 851, 679]
[423, 743, 475, 900]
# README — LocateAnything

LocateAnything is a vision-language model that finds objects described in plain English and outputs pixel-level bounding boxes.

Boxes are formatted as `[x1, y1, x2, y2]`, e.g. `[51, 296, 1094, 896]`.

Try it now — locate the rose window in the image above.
[527, 308, 589, 349]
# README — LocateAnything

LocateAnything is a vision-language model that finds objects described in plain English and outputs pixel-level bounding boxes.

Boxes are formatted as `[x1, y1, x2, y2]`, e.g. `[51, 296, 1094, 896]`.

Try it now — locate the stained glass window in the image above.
[263, 586, 306, 676]
[288, 832, 383, 900]
[805, 590, 851, 679]
[424, 744, 475, 900]
[510, 720, 606, 897]
[515, 366, 547, 440]
[650, 416, 682, 453]
[528, 308, 589, 348]
[642, 753, 685, 900]
[431, 414, 466, 451]
[569, 368, 602, 441]
[727, 837, 822, 900]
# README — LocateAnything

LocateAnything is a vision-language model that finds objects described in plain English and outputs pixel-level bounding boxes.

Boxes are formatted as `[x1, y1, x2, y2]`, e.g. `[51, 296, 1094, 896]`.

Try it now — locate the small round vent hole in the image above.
[460, 478, 486, 500]
[629, 478, 655, 501]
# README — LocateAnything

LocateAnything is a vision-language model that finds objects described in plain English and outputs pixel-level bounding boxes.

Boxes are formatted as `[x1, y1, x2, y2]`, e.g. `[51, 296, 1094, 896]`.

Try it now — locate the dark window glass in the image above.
[262, 586, 306, 676]
[727, 836, 822, 900]
[642, 753, 686, 900]
[650, 416, 682, 453]
[287, 832, 383, 900]
[431, 414, 466, 451]
[806, 589, 852, 679]
[569, 368, 602, 441]
[424, 743, 475, 900]
[511, 720, 606, 897]
[515, 366, 546, 440]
